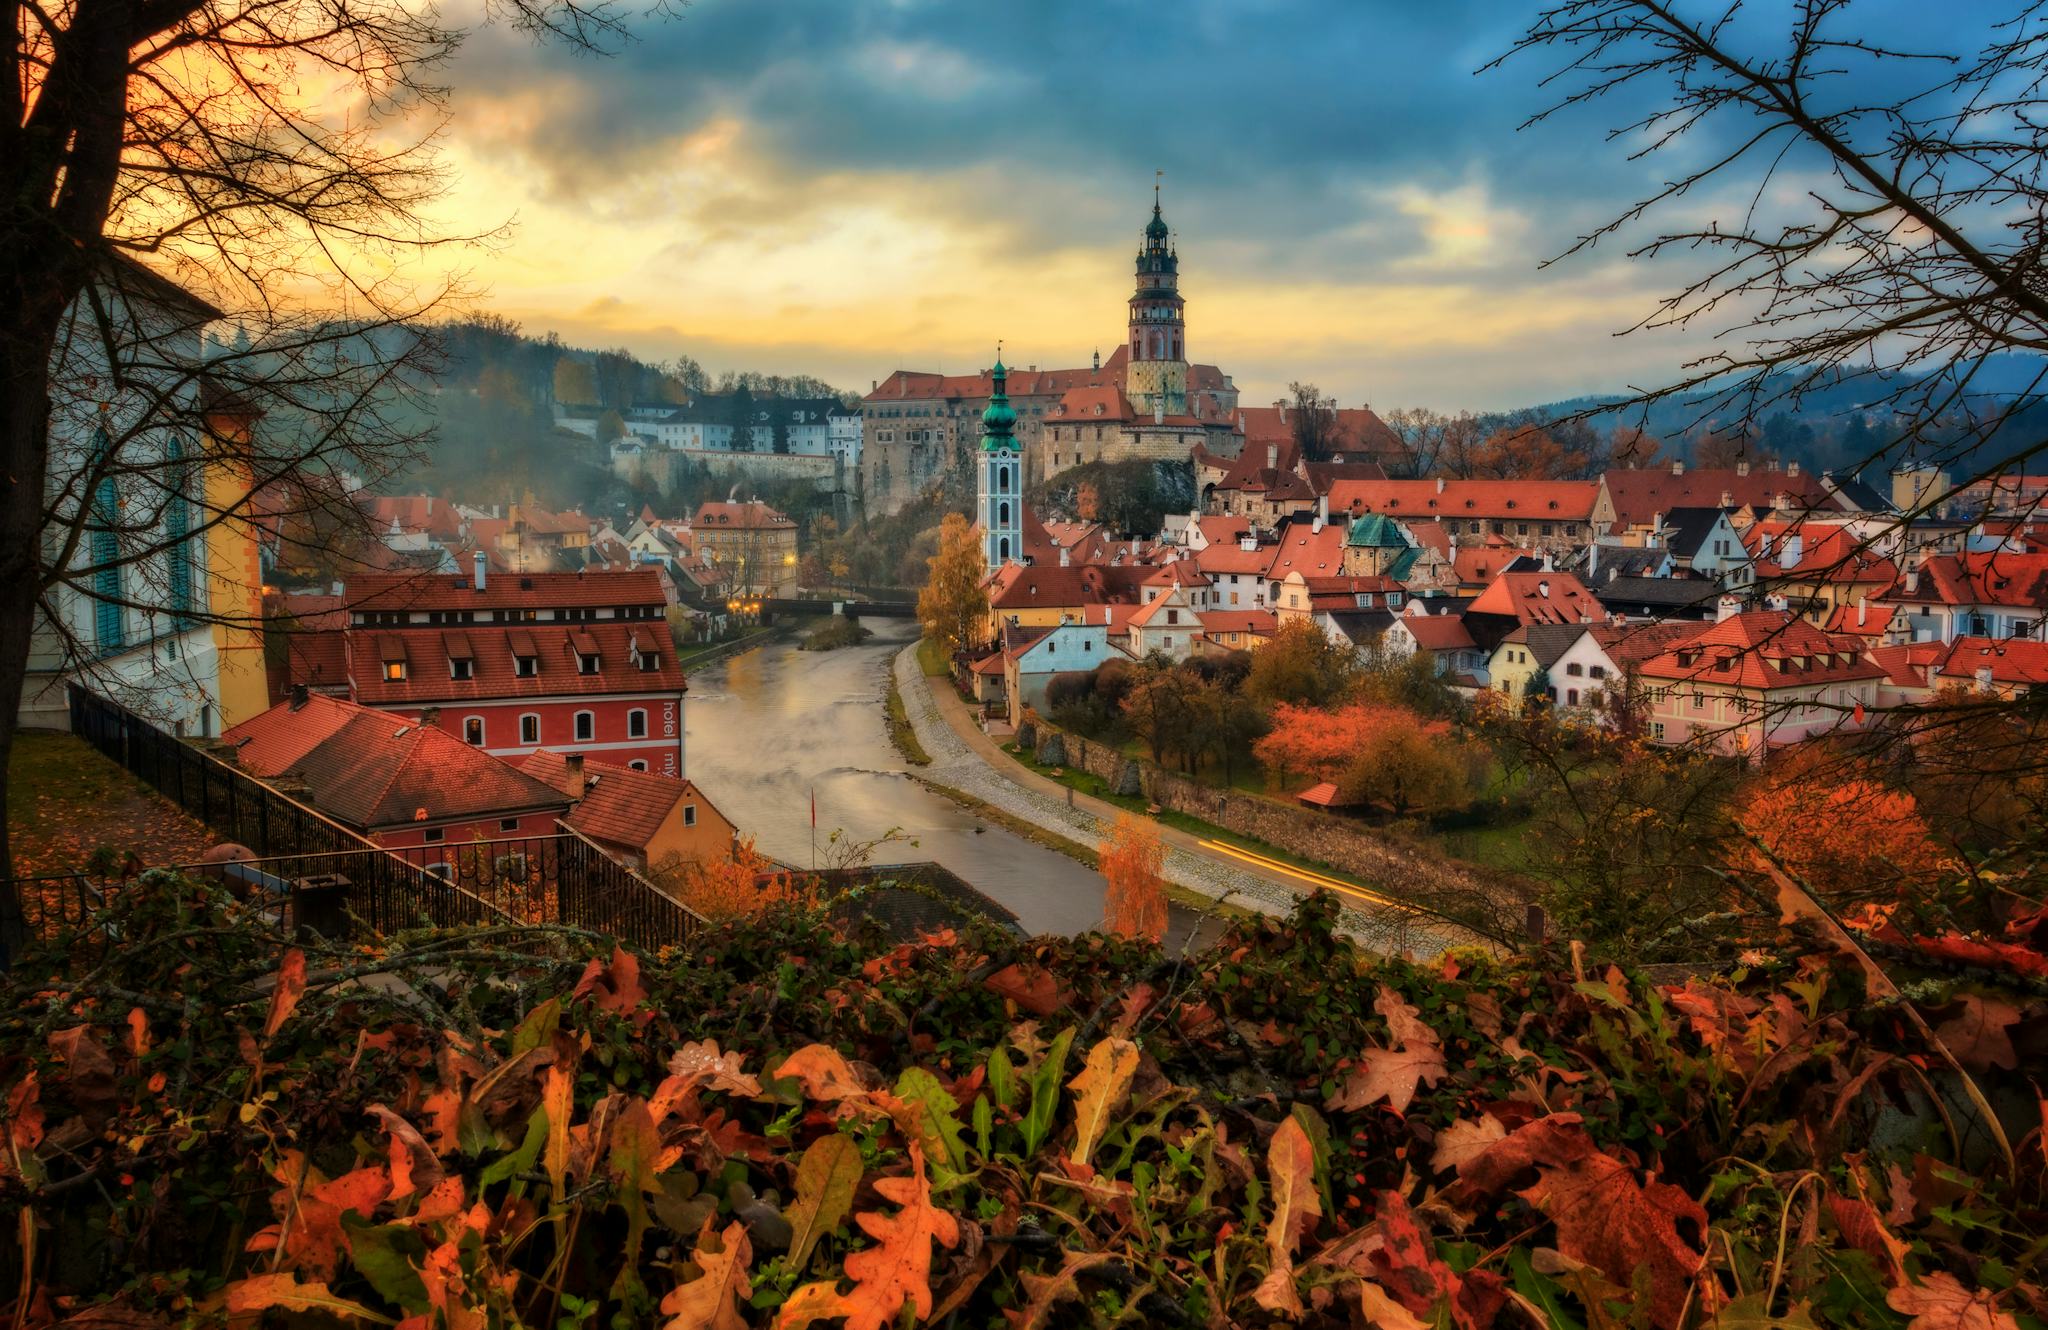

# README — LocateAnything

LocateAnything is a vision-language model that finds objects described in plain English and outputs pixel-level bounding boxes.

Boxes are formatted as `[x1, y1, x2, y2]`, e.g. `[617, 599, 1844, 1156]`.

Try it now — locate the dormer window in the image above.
[450, 658, 473, 680]
[515, 655, 537, 677]
[637, 647, 660, 672]
[578, 652, 600, 675]
[384, 660, 407, 682]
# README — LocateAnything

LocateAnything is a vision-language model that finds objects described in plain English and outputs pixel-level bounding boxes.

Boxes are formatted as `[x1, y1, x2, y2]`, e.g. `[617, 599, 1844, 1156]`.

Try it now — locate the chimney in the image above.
[1317, 494, 1330, 523]
[1670, 459, 1685, 476]
[1857, 598, 1867, 626]
[564, 752, 586, 791]
[1274, 399, 1287, 422]
[1787, 460, 1801, 478]
[1905, 566, 1921, 595]
[1587, 541, 1599, 578]
[289, 683, 309, 711]
[1059, 545, 1070, 567]
[1975, 664, 1995, 692]
[1778, 532, 1802, 570]
[473, 548, 488, 592]
[1537, 579, 1551, 598]
[1648, 512, 1662, 548]
[425, 496, 434, 514]
[1736, 460, 1749, 478]
[1267, 444, 1279, 469]
[418, 707, 440, 729]
[1436, 476, 1447, 494]
[1717, 594, 1741, 622]
[1720, 489, 1734, 508]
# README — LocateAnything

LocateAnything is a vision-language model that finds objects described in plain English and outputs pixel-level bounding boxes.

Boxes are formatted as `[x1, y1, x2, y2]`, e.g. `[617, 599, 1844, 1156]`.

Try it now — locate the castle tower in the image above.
[1124, 186, 1188, 418]
[978, 357, 1023, 568]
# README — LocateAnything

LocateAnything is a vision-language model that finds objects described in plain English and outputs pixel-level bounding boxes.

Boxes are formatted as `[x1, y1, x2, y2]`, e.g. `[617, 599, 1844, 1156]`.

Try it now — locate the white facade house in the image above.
[827, 407, 862, 469]
[1006, 621, 1120, 713]
[23, 261, 226, 736]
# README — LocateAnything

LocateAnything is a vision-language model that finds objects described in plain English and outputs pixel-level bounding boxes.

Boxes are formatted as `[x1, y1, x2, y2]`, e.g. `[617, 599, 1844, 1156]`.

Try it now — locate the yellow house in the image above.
[519, 750, 737, 872]
[202, 395, 272, 728]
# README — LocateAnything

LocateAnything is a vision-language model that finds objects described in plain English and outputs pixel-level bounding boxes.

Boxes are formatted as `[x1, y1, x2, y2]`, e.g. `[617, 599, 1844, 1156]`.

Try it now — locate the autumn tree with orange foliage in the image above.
[658, 837, 815, 922]
[1100, 815, 1167, 943]
[1734, 757, 1955, 906]
[1255, 702, 1432, 785]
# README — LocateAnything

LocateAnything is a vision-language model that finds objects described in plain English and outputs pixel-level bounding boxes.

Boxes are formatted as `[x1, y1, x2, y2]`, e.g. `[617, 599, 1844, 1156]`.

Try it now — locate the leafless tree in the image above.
[1496, 0, 2048, 765]
[2, 0, 643, 946]
[1284, 381, 1344, 463]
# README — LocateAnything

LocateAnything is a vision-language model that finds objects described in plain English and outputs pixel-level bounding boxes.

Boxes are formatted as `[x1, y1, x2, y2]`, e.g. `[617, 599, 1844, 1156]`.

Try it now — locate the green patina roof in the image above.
[1345, 512, 1408, 548]
[1386, 547, 1421, 581]
[980, 359, 1018, 451]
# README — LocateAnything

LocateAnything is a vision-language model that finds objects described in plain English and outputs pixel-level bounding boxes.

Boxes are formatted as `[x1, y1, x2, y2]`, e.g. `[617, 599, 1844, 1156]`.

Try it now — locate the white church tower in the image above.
[977, 357, 1023, 567]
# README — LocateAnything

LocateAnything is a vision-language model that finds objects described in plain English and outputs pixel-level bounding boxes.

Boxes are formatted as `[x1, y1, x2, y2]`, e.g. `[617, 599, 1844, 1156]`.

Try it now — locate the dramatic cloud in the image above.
[417, 0, 1926, 408]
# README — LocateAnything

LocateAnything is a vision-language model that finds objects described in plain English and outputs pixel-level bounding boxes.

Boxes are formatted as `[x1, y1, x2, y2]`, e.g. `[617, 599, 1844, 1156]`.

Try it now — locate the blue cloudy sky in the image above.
[417, 0, 1933, 408]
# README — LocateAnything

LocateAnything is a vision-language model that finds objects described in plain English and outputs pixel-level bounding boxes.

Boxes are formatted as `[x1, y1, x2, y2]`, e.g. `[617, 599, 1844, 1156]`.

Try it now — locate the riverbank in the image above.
[891, 643, 1467, 955]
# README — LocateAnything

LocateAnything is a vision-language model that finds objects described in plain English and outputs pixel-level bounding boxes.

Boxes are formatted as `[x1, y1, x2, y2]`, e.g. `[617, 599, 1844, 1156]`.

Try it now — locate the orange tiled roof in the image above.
[1467, 571, 1601, 625]
[1936, 636, 2048, 687]
[1601, 466, 1841, 526]
[1635, 611, 1882, 690]
[1324, 479, 1599, 521]
[520, 750, 724, 851]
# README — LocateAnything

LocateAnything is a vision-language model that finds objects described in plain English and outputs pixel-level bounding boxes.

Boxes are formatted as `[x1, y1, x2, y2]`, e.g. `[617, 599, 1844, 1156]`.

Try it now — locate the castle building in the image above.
[861, 192, 1241, 516]
[977, 360, 1024, 567]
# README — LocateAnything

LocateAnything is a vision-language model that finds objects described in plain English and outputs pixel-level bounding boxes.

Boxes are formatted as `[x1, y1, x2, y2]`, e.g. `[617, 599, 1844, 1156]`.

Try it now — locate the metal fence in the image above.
[53, 686, 703, 950]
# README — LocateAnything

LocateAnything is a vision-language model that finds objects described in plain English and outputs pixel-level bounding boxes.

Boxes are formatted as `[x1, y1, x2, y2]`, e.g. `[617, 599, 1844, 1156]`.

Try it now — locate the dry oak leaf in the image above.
[659, 1219, 753, 1330]
[573, 945, 648, 1017]
[1886, 1273, 2020, 1330]
[1370, 1191, 1505, 1330]
[225, 1273, 391, 1324]
[984, 963, 1068, 1017]
[1517, 1149, 1707, 1330]
[778, 1142, 960, 1330]
[254, 1153, 392, 1281]
[1356, 1278, 1429, 1330]
[1328, 987, 1447, 1115]
[1066, 1036, 1139, 1167]
[668, 1039, 764, 1099]
[1824, 1195, 1908, 1284]
[1002, 1248, 1114, 1330]
[263, 949, 308, 1039]
[1931, 994, 2023, 1072]
[774, 1045, 872, 1102]
[1253, 1115, 1323, 1317]
[1430, 1114, 1508, 1176]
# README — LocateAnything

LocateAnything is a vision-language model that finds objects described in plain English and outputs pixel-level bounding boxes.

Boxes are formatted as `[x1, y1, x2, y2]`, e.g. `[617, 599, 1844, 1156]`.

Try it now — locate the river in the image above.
[682, 619, 1116, 935]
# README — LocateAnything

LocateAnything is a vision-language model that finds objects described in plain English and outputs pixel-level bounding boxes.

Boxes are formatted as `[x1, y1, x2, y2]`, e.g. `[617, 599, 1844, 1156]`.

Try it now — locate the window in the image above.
[1652, 722, 1666, 740]
[450, 658, 473, 680]
[464, 717, 485, 746]
[516, 655, 537, 677]
[423, 863, 451, 880]
[638, 649, 660, 672]
[498, 817, 519, 832]
[1567, 688, 1580, 705]
[1590, 665, 1607, 679]
[628, 708, 647, 738]
[630, 760, 649, 772]
[574, 711, 594, 741]
[520, 714, 540, 745]
[578, 653, 599, 675]
[683, 804, 697, 827]
[384, 660, 407, 681]
[423, 827, 445, 844]
[1565, 663, 1583, 676]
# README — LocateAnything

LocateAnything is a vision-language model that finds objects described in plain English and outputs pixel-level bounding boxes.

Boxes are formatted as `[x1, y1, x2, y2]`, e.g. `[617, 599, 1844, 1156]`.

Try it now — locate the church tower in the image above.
[1124, 186, 1188, 419]
[978, 357, 1023, 568]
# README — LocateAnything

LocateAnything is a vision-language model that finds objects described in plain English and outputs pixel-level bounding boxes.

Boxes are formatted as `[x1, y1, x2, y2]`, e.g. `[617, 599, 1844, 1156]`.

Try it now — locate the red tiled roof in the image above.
[1589, 620, 1700, 665]
[1051, 385, 1134, 422]
[1601, 466, 1839, 526]
[1936, 636, 2048, 687]
[1882, 550, 2048, 609]
[1324, 479, 1599, 521]
[1454, 544, 1538, 586]
[1398, 615, 1477, 651]
[1235, 405, 1407, 462]
[1202, 610, 1278, 635]
[227, 697, 568, 830]
[518, 750, 723, 851]
[1264, 519, 1350, 582]
[1741, 521, 1898, 583]
[348, 621, 687, 706]
[986, 563, 1126, 611]
[348, 568, 667, 613]
[1866, 640, 1948, 689]
[1143, 561, 1210, 588]
[1192, 541, 1273, 576]
[693, 501, 795, 531]
[363, 494, 463, 540]
[1467, 571, 1601, 625]
[1635, 611, 1882, 690]
[1823, 603, 1901, 637]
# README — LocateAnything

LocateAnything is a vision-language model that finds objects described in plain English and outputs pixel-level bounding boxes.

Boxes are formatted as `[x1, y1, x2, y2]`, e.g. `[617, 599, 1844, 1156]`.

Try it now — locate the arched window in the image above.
[628, 708, 647, 738]
[463, 716, 485, 745]
[998, 502, 1010, 524]
[998, 537, 1011, 560]
[997, 466, 1010, 493]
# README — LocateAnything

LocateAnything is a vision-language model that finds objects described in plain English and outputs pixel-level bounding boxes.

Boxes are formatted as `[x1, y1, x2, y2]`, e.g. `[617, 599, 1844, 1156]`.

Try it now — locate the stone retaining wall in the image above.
[1037, 721, 1527, 937]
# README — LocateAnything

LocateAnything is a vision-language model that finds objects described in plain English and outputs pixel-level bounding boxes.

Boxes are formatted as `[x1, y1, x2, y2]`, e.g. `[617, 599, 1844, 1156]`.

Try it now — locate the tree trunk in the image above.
[0, 284, 66, 964]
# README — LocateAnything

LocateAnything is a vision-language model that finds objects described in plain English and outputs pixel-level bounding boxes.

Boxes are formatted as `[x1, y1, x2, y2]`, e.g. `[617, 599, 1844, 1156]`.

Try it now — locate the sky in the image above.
[410, 0, 1888, 410]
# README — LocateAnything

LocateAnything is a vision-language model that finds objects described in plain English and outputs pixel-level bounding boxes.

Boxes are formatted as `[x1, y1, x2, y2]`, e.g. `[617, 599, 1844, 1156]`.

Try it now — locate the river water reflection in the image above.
[682, 620, 1113, 935]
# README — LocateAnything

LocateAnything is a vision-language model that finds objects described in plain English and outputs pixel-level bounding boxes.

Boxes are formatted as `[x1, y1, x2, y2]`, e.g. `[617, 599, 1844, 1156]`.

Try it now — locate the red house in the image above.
[223, 692, 571, 853]
[343, 559, 690, 777]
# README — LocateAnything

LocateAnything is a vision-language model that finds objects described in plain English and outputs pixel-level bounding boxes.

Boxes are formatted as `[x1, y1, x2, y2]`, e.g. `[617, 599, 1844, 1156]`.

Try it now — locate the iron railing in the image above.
[56, 686, 703, 950]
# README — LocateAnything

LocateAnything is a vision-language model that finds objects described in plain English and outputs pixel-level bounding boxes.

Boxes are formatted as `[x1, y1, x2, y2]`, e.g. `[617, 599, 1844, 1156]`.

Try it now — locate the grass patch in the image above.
[800, 615, 873, 652]
[884, 676, 931, 767]
[915, 635, 950, 677]
[998, 742, 1388, 897]
[8, 730, 215, 876]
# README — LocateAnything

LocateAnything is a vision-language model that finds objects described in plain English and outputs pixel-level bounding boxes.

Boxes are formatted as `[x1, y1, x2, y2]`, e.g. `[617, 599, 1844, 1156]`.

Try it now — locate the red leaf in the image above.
[573, 945, 647, 1017]
[1886, 1273, 2020, 1330]
[1369, 1192, 1505, 1330]
[1515, 1149, 1707, 1330]
[983, 964, 1066, 1017]
[264, 949, 308, 1039]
